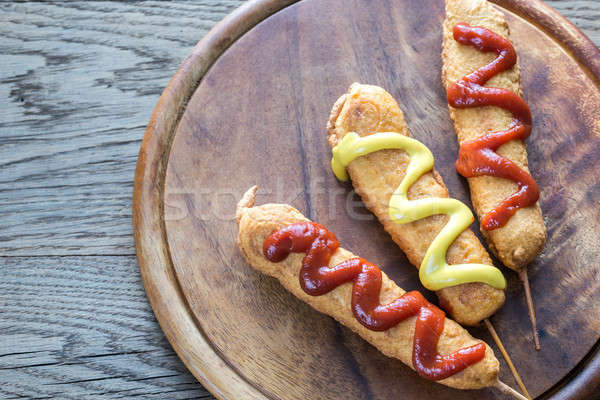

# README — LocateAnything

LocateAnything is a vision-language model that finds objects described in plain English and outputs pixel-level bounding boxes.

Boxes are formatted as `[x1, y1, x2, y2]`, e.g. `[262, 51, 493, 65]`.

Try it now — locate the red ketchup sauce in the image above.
[447, 22, 540, 230]
[263, 222, 486, 380]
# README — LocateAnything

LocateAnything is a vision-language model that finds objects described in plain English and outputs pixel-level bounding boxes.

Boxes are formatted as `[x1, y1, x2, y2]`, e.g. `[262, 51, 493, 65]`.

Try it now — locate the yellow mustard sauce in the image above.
[331, 132, 506, 291]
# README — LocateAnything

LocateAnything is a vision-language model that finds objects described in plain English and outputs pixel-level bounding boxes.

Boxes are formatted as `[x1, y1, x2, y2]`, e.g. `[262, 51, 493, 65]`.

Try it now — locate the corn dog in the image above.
[326, 83, 505, 326]
[235, 186, 499, 390]
[441, 0, 546, 271]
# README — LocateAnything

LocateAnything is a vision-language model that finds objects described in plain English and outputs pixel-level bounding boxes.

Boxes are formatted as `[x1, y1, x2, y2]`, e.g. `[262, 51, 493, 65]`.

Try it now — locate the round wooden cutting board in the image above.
[133, 0, 600, 399]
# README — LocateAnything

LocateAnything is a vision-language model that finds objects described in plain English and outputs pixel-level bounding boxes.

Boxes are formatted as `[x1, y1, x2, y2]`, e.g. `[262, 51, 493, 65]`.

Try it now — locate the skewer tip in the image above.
[518, 268, 541, 350]
[485, 319, 532, 400]
[495, 380, 530, 400]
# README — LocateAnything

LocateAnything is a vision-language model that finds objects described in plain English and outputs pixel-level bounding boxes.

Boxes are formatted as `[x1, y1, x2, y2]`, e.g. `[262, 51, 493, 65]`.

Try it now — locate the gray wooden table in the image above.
[1, 1, 599, 399]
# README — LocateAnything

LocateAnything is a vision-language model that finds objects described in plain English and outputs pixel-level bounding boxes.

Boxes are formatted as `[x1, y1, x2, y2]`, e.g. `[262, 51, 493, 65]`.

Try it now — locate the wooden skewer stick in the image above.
[495, 380, 529, 400]
[519, 268, 541, 350]
[485, 319, 532, 400]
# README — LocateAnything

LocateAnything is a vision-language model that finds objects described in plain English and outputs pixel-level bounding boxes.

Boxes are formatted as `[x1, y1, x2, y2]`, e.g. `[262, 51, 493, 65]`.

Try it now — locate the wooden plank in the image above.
[0, 0, 599, 256]
[0, 255, 213, 399]
[0, 1, 244, 256]
[547, 0, 600, 44]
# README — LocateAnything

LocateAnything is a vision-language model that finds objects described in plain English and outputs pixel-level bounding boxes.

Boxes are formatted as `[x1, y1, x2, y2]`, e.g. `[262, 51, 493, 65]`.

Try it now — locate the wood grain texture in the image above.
[2, 0, 600, 399]
[0, 256, 212, 399]
[0, 1, 245, 399]
[0, 0, 244, 256]
[547, 0, 600, 45]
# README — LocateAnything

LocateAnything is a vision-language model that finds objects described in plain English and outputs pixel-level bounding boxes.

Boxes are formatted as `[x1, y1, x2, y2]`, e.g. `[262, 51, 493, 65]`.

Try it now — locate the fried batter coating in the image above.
[236, 186, 499, 389]
[327, 83, 505, 326]
[441, 0, 546, 270]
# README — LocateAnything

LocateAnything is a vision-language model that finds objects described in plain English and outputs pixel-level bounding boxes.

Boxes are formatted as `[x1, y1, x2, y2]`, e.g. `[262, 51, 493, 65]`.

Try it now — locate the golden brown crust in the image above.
[327, 83, 505, 326]
[441, 0, 546, 270]
[236, 188, 499, 389]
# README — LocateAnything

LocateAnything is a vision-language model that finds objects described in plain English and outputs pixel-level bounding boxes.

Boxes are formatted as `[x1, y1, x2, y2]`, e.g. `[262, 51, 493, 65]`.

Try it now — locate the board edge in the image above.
[132, 1, 300, 399]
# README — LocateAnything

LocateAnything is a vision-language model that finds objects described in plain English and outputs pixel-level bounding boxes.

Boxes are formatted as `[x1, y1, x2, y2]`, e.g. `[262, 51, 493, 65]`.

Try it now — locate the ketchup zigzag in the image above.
[263, 222, 485, 380]
[447, 22, 539, 230]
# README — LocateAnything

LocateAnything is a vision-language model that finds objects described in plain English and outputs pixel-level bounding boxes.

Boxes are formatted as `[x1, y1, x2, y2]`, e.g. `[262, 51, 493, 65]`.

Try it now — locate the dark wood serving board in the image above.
[132, 0, 600, 399]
